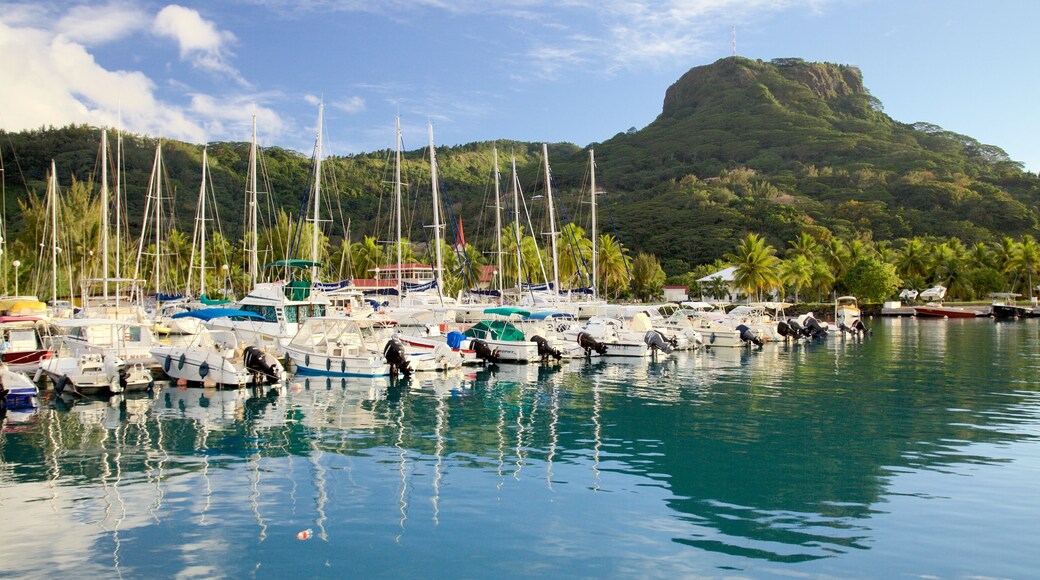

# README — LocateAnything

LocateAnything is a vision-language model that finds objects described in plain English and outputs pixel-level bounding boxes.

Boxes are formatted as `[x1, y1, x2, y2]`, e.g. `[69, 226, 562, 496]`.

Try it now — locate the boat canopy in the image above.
[483, 306, 530, 317]
[199, 294, 232, 305]
[54, 318, 149, 328]
[171, 308, 265, 321]
[265, 259, 322, 269]
[523, 311, 574, 320]
[463, 320, 526, 342]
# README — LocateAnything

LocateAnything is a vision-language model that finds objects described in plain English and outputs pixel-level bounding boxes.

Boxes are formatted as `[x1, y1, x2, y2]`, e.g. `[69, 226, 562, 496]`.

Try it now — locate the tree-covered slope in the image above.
[3, 57, 1039, 277]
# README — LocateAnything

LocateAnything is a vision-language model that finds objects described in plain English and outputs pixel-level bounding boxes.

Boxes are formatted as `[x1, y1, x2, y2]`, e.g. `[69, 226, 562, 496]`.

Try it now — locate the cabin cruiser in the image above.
[284, 316, 462, 377]
[151, 309, 285, 387]
[206, 272, 331, 355]
[0, 316, 55, 372]
[50, 318, 158, 368]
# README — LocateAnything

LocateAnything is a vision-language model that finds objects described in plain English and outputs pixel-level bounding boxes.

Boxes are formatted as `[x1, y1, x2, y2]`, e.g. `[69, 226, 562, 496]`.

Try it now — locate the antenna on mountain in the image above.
[732, 26, 737, 56]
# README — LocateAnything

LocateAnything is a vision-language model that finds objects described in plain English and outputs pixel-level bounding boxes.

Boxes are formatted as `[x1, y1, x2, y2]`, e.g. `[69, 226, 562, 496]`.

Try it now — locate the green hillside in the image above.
[3, 56, 1039, 282]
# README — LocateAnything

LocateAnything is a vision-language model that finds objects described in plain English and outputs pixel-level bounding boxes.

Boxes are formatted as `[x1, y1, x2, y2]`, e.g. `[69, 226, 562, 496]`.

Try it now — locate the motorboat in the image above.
[678, 302, 747, 348]
[52, 318, 159, 368]
[206, 266, 331, 355]
[0, 315, 55, 372]
[899, 288, 919, 302]
[36, 352, 151, 396]
[151, 309, 285, 387]
[913, 303, 978, 319]
[461, 308, 540, 363]
[562, 316, 651, 358]
[990, 293, 1035, 319]
[1, 363, 39, 410]
[834, 296, 868, 335]
[285, 316, 461, 377]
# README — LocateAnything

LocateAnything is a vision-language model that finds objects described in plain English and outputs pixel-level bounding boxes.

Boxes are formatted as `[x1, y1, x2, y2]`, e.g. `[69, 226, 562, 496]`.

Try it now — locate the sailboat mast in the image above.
[394, 117, 403, 296]
[247, 115, 259, 283]
[200, 148, 208, 298]
[428, 124, 444, 301]
[101, 129, 110, 301]
[511, 156, 521, 291]
[49, 160, 58, 303]
[311, 104, 323, 283]
[542, 143, 560, 297]
[590, 149, 598, 300]
[493, 147, 503, 298]
[115, 125, 123, 296]
[155, 142, 162, 298]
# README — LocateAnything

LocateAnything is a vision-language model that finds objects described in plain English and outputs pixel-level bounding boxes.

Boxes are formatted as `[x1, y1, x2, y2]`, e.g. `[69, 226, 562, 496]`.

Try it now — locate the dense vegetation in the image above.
[3, 56, 1040, 301]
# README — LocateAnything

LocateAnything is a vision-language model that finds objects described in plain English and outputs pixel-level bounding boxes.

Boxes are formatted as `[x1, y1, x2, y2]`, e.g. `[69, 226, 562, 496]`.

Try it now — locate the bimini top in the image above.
[483, 306, 530, 318]
[171, 308, 265, 322]
[524, 311, 575, 321]
[264, 259, 322, 270]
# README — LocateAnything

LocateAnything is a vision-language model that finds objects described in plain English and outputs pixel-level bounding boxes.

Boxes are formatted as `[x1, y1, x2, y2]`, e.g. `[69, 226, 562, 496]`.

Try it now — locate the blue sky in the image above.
[2, 1, 1039, 172]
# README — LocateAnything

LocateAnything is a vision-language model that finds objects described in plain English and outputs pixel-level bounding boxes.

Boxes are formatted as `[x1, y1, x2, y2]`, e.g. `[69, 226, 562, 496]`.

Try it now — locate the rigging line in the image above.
[552, 191, 593, 288]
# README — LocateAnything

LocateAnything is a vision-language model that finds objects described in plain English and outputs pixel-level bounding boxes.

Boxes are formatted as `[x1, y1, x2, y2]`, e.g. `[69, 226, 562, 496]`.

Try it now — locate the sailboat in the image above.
[80, 128, 148, 322]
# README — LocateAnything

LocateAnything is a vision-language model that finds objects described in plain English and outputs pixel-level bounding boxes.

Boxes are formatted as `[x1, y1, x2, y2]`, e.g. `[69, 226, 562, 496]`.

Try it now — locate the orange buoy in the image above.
[296, 528, 313, 540]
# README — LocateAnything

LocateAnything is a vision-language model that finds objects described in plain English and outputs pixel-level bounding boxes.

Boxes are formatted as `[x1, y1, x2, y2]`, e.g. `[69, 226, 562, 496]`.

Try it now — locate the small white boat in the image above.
[835, 296, 867, 335]
[1, 363, 39, 409]
[36, 352, 152, 396]
[151, 309, 285, 387]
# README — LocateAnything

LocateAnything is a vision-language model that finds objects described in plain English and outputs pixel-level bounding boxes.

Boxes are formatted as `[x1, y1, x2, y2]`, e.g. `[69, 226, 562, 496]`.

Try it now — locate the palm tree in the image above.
[993, 236, 1017, 274]
[820, 238, 850, 284]
[597, 234, 630, 299]
[779, 255, 814, 303]
[1006, 235, 1040, 298]
[786, 232, 819, 260]
[930, 241, 970, 299]
[349, 235, 384, 279]
[810, 258, 837, 302]
[558, 223, 592, 288]
[895, 237, 928, 280]
[725, 233, 780, 302]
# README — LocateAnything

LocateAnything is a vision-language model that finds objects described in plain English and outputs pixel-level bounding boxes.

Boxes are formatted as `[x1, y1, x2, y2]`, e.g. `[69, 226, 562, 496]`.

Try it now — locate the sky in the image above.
[2, 0, 1040, 172]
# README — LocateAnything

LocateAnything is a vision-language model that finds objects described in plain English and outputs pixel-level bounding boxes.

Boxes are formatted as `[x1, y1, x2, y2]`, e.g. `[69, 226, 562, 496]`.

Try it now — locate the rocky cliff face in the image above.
[660, 57, 868, 119]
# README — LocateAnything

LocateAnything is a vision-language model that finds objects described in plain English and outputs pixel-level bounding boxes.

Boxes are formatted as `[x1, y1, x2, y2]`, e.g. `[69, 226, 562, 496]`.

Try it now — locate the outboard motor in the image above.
[531, 335, 563, 361]
[244, 346, 281, 384]
[736, 324, 764, 347]
[851, 318, 869, 336]
[577, 331, 608, 357]
[786, 318, 806, 338]
[643, 330, 673, 354]
[803, 315, 827, 339]
[471, 339, 500, 364]
[777, 320, 795, 341]
[383, 338, 412, 376]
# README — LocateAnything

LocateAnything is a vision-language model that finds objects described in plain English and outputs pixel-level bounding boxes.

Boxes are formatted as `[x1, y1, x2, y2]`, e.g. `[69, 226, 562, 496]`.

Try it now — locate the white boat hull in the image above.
[152, 346, 281, 387]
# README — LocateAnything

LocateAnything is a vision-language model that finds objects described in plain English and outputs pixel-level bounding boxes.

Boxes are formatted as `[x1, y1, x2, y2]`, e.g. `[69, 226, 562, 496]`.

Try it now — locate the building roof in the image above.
[696, 266, 738, 283]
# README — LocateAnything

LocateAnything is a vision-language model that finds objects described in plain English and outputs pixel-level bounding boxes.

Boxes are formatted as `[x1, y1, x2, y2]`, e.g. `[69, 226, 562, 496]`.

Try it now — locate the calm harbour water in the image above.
[2, 318, 1039, 578]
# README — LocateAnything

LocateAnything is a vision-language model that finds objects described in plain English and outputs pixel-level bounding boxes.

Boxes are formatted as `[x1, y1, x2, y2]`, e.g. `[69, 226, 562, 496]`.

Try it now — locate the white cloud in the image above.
[152, 4, 247, 85]
[331, 96, 366, 114]
[0, 5, 281, 147]
[56, 2, 150, 45]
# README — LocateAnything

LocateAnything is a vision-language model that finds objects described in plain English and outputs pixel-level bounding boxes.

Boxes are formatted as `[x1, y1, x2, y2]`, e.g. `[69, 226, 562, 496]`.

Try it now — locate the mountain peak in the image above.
[660, 56, 868, 120]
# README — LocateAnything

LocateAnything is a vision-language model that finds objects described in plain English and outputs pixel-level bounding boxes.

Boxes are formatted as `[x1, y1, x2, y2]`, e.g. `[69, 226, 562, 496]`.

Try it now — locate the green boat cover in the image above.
[463, 320, 526, 341]
[483, 306, 531, 317]
[199, 294, 231, 305]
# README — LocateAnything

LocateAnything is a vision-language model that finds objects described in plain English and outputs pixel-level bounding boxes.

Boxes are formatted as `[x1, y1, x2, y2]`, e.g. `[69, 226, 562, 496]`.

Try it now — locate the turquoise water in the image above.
[2, 318, 1039, 578]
